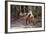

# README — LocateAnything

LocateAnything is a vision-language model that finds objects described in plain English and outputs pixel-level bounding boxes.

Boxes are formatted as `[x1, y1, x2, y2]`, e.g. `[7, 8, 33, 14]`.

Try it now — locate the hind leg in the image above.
[29, 20, 31, 24]
[26, 19, 28, 25]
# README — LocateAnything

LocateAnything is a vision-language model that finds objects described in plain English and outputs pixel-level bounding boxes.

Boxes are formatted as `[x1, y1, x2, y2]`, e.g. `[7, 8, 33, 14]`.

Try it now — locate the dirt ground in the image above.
[11, 16, 42, 28]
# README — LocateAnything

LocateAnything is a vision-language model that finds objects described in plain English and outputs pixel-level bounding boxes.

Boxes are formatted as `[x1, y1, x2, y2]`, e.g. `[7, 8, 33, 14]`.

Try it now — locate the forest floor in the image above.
[11, 16, 42, 28]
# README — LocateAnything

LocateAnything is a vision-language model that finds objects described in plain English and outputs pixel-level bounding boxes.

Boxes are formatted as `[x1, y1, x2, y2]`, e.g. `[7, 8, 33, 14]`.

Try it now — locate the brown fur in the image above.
[26, 14, 33, 25]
